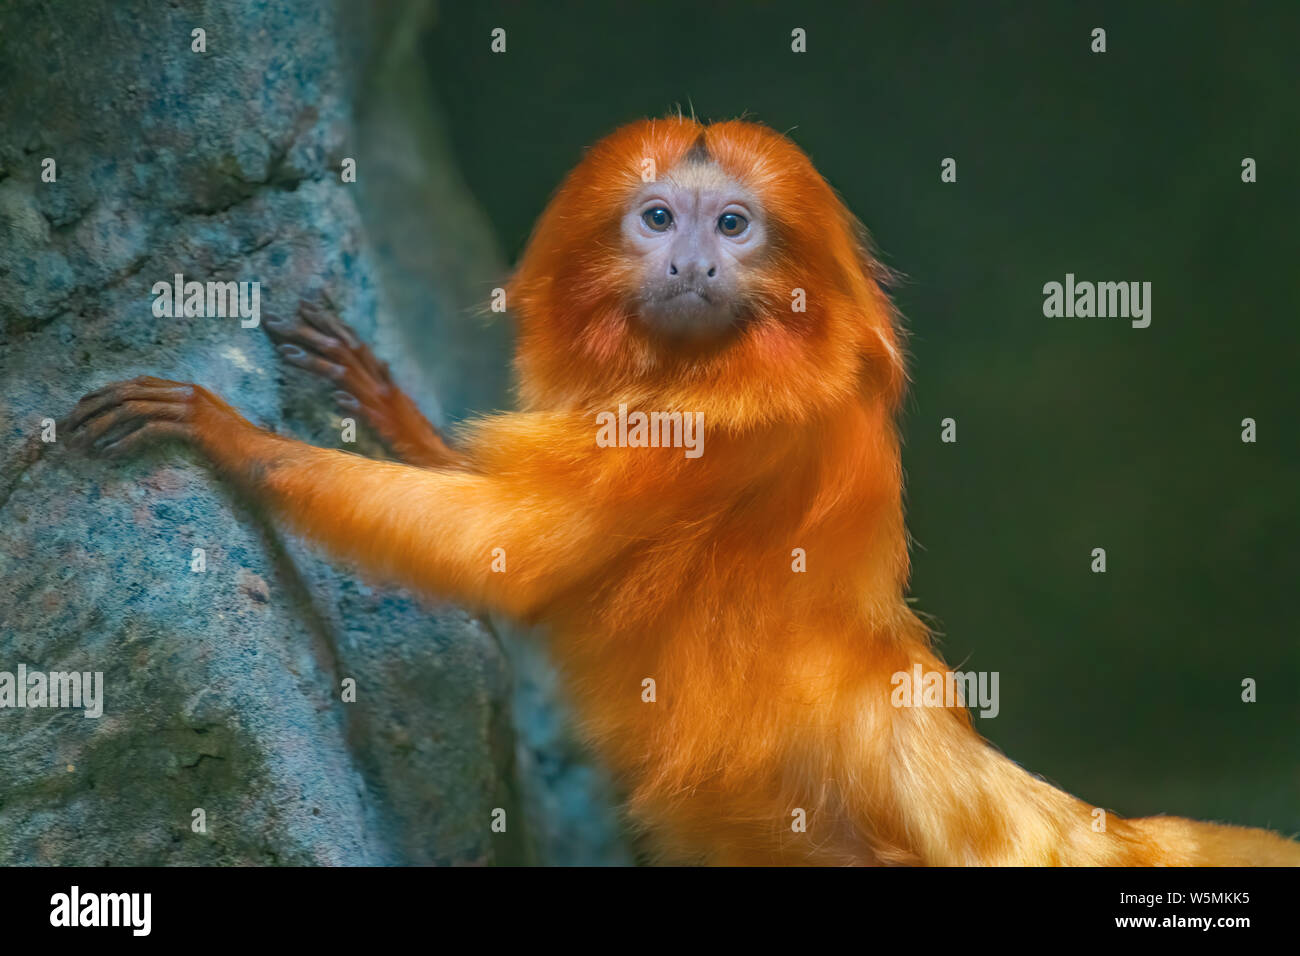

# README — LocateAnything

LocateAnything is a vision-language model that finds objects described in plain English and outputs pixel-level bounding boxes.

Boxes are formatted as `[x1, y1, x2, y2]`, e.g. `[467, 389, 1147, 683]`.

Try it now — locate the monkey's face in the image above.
[510, 118, 904, 416]
[620, 161, 768, 341]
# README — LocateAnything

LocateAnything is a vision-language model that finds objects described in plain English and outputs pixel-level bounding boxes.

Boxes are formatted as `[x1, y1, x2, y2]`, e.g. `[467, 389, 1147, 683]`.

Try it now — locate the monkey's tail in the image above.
[1122, 814, 1300, 866]
[875, 687, 1300, 865]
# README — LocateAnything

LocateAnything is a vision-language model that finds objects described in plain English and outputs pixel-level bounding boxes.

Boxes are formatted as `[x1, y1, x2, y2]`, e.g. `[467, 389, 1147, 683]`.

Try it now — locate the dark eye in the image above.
[642, 207, 673, 231]
[718, 212, 748, 237]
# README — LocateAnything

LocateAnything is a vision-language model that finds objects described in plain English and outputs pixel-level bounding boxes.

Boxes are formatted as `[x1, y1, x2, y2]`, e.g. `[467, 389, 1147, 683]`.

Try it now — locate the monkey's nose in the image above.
[669, 261, 718, 280]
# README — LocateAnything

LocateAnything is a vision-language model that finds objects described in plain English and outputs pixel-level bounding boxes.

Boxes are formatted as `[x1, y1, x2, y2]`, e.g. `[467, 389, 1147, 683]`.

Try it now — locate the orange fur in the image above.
[78, 117, 1299, 865]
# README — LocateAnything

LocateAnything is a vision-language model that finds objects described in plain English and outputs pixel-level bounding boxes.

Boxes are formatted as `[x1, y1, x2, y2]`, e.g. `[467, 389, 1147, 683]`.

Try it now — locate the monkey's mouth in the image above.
[664, 286, 714, 305]
[635, 295, 743, 344]
[641, 286, 729, 320]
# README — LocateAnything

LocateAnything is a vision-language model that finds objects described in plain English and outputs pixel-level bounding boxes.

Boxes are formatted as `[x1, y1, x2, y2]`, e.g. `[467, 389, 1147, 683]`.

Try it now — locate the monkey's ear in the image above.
[867, 309, 908, 410]
[852, 218, 903, 293]
[850, 240, 908, 409]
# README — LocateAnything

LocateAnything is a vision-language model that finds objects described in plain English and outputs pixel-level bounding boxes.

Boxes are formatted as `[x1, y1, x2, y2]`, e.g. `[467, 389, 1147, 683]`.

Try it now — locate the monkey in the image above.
[64, 117, 1300, 865]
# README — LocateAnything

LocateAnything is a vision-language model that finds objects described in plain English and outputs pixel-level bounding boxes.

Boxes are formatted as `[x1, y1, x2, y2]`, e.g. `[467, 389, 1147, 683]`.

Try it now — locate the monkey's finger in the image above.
[96, 419, 193, 457]
[82, 412, 153, 451]
[274, 340, 389, 414]
[336, 336, 392, 391]
[334, 391, 398, 435]
[362, 351, 394, 388]
[276, 343, 348, 384]
[272, 311, 388, 396]
[299, 299, 362, 350]
[333, 391, 361, 414]
[74, 400, 190, 450]
[265, 313, 346, 360]
[75, 375, 189, 404]
[298, 302, 390, 382]
[65, 381, 195, 433]
[66, 383, 193, 433]
[325, 373, 386, 414]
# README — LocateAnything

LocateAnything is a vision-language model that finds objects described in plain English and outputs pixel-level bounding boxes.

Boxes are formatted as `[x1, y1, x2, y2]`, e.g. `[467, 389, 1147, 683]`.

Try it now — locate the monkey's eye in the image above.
[718, 212, 748, 237]
[642, 207, 674, 231]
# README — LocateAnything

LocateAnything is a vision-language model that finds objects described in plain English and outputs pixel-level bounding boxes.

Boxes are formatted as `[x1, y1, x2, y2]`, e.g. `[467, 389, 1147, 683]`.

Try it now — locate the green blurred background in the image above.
[424, 1, 1299, 832]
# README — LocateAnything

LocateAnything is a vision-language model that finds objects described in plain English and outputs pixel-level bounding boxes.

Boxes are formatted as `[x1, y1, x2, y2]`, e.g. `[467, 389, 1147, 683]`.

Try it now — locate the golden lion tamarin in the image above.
[66, 117, 1299, 865]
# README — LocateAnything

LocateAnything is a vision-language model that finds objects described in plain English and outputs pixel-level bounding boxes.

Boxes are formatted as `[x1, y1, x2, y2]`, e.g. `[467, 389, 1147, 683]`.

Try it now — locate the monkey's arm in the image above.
[264, 300, 467, 470]
[64, 377, 619, 619]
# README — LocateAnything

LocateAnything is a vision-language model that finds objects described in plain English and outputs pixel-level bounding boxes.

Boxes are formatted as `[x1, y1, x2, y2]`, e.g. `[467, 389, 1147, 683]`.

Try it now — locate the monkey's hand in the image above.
[64, 376, 261, 464]
[264, 299, 467, 470]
